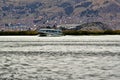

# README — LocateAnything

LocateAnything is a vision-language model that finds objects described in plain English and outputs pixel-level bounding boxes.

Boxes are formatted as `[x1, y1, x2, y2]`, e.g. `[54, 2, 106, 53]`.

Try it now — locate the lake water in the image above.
[0, 35, 120, 80]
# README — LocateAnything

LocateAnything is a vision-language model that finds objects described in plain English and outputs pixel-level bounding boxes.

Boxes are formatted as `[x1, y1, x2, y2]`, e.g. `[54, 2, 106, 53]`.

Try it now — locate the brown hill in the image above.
[0, 0, 120, 30]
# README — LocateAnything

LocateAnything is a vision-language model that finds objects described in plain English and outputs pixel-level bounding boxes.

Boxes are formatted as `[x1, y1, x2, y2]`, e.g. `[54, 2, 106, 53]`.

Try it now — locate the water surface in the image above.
[0, 35, 120, 80]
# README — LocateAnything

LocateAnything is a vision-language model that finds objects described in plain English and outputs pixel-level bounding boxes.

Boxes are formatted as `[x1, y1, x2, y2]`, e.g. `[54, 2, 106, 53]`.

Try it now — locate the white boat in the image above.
[38, 28, 62, 36]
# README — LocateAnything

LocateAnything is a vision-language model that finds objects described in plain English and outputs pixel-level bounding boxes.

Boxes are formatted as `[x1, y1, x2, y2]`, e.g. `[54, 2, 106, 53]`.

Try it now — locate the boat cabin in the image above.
[38, 29, 62, 36]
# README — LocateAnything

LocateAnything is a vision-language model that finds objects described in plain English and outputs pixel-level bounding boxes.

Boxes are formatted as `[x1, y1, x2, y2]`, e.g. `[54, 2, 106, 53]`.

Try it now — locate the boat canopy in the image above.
[38, 29, 62, 36]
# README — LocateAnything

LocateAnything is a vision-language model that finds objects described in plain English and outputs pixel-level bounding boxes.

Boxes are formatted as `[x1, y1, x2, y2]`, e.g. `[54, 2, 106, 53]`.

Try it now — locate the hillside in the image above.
[75, 22, 111, 31]
[0, 0, 120, 30]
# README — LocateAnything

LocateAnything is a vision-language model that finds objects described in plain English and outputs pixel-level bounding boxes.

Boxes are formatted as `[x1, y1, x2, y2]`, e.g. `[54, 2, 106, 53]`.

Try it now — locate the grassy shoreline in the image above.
[0, 30, 120, 35]
[62, 30, 120, 35]
[0, 31, 38, 36]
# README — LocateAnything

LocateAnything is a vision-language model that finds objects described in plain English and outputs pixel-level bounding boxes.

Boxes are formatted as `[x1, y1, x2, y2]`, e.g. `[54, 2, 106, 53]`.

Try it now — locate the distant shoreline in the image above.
[0, 30, 120, 35]
[0, 31, 38, 36]
[62, 30, 120, 35]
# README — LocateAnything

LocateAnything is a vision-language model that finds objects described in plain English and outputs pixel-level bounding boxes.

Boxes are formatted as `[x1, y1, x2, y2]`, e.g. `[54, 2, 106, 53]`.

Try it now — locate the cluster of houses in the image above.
[0, 22, 82, 32]
[0, 23, 36, 31]
[57, 24, 80, 30]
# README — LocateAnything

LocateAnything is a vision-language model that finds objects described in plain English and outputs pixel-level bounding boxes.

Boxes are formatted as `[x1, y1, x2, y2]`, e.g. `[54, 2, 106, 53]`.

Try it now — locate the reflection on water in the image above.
[0, 36, 120, 80]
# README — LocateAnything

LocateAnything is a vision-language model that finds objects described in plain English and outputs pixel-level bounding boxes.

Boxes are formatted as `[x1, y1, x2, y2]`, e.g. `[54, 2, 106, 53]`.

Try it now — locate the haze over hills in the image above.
[0, 0, 120, 30]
